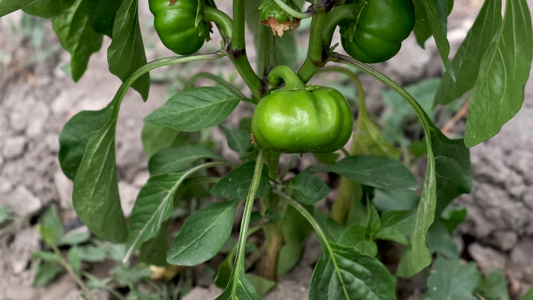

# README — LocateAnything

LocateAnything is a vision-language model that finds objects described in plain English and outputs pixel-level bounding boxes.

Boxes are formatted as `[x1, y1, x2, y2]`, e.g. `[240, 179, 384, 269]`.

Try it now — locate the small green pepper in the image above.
[251, 66, 353, 153]
[341, 0, 415, 63]
[149, 0, 205, 55]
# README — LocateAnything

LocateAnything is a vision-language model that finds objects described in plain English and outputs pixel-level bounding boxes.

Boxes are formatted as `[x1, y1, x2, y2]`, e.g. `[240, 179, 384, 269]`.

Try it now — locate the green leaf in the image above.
[139, 221, 169, 266]
[107, 0, 149, 100]
[522, 287, 533, 300]
[210, 161, 271, 200]
[52, 0, 103, 81]
[381, 210, 415, 237]
[313, 152, 340, 164]
[77, 245, 107, 262]
[476, 269, 510, 300]
[144, 87, 242, 132]
[72, 118, 127, 243]
[278, 204, 312, 276]
[372, 189, 419, 212]
[246, 274, 276, 297]
[431, 128, 472, 215]
[0, 0, 40, 17]
[22, 0, 75, 18]
[338, 224, 378, 257]
[141, 123, 179, 159]
[167, 201, 239, 266]
[215, 255, 234, 288]
[376, 227, 409, 247]
[124, 173, 185, 262]
[0, 205, 10, 223]
[59, 106, 113, 179]
[148, 145, 223, 175]
[412, 0, 454, 79]
[366, 203, 382, 237]
[290, 172, 330, 205]
[68, 246, 81, 276]
[464, 0, 532, 147]
[441, 205, 467, 233]
[110, 264, 153, 287]
[222, 125, 254, 155]
[216, 271, 261, 300]
[32, 251, 61, 263]
[87, 0, 122, 37]
[39, 204, 64, 246]
[313, 211, 345, 243]
[33, 262, 62, 286]
[351, 111, 401, 160]
[57, 230, 91, 246]
[309, 243, 396, 300]
[427, 220, 458, 258]
[423, 256, 480, 300]
[308, 155, 418, 190]
[434, 0, 502, 106]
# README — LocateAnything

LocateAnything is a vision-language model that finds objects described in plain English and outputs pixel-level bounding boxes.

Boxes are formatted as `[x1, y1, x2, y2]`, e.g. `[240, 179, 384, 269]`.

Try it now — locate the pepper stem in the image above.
[268, 65, 306, 89]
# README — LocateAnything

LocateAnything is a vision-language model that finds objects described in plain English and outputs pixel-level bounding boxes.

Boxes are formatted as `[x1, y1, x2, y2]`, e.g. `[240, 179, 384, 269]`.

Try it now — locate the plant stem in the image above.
[52, 245, 92, 300]
[297, 8, 328, 83]
[203, 6, 234, 42]
[184, 72, 247, 99]
[229, 0, 265, 99]
[268, 65, 305, 89]
[231, 150, 266, 275]
[272, 0, 311, 19]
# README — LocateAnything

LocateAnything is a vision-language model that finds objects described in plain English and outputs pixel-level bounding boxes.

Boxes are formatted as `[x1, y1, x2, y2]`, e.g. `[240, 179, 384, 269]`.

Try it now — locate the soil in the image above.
[1, 0, 532, 299]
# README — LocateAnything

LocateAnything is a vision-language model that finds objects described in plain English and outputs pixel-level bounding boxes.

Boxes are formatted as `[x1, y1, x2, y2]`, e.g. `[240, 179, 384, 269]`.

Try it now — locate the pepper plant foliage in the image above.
[1, 0, 531, 298]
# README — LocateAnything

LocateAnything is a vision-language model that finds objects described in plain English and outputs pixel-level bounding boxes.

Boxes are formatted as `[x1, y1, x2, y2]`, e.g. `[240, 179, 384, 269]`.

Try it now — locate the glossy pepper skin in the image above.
[251, 67, 353, 153]
[341, 0, 415, 63]
[149, 0, 204, 55]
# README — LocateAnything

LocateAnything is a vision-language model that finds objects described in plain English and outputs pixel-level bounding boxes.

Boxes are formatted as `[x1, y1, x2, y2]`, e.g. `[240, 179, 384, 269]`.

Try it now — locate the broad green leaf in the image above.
[522, 287, 533, 300]
[372, 189, 419, 212]
[215, 255, 234, 288]
[278, 204, 313, 276]
[72, 118, 127, 243]
[366, 204, 382, 237]
[381, 210, 415, 237]
[434, 0, 502, 106]
[464, 0, 533, 147]
[476, 269, 510, 300]
[87, 0, 122, 37]
[431, 128, 471, 215]
[338, 224, 377, 257]
[412, 0, 454, 78]
[423, 256, 480, 300]
[290, 172, 330, 205]
[246, 274, 276, 297]
[57, 230, 91, 246]
[210, 161, 271, 200]
[141, 123, 179, 159]
[313, 211, 345, 243]
[167, 201, 239, 266]
[32, 251, 61, 263]
[22, 0, 75, 18]
[313, 152, 340, 164]
[59, 105, 113, 180]
[309, 243, 396, 300]
[148, 145, 223, 175]
[441, 205, 467, 233]
[216, 271, 261, 300]
[376, 227, 409, 247]
[124, 173, 184, 262]
[0, 205, 8, 223]
[139, 220, 169, 266]
[110, 264, 153, 287]
[107, 0, 149, 100]
[0, 0, 40, 17]
[308, 155, 418, 190]
[77, 245, 107, 262]
[52, 0, 103, 81]
[222, 125, 254, 155]
[39, 204, 64, 246]
[144, 87, 242, 132]
[68, 246, 81, 276]
[427, 220, 458, 258]
[33, 262, 62, 286]
[351, 111, 401, 160]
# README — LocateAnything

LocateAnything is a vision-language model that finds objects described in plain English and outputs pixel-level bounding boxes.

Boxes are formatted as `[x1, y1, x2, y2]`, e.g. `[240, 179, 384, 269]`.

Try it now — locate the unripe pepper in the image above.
[149, 0, 205, 55]
[251, 66, 353, 153]
[341, 0, 415, 63]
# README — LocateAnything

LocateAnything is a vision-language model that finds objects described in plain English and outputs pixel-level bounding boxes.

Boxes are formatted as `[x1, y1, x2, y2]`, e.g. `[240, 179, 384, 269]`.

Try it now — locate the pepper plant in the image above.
[1, 0, 532, 299]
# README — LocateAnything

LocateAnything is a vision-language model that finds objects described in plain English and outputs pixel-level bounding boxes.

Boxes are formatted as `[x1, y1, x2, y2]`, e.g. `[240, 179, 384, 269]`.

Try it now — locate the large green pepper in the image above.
[149, 0, 205, 55]
[251, 66, 353, 153]
[341, 0, 415, 63]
